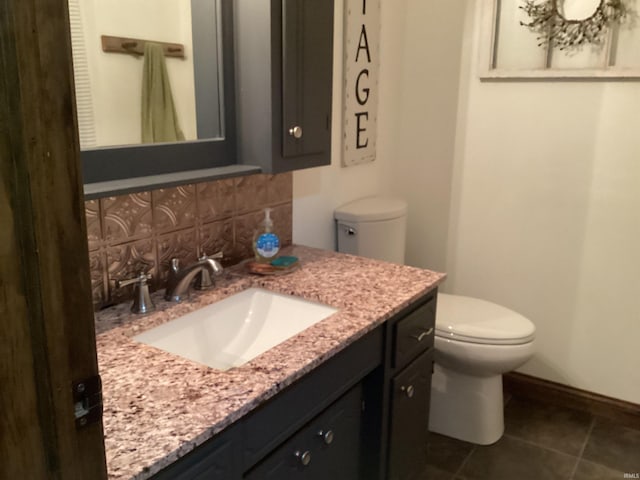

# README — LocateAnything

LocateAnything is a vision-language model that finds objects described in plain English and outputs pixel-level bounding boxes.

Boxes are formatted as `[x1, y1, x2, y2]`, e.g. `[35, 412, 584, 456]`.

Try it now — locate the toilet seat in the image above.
[436, 293, 535, 345]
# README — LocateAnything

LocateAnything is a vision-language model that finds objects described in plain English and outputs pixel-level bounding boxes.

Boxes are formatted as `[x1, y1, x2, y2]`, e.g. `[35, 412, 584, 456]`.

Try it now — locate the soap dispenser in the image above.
[253, 208, 280, 262]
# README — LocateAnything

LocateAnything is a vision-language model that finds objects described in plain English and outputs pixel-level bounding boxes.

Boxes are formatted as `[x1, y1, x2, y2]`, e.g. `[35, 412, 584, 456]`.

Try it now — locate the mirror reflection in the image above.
[68, 0, 224, 149]
[559, 0, 602, 21]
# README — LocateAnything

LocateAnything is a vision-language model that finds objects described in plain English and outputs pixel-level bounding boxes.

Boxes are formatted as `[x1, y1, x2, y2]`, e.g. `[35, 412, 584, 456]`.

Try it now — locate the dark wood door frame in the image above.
[1, 0, 107, 478]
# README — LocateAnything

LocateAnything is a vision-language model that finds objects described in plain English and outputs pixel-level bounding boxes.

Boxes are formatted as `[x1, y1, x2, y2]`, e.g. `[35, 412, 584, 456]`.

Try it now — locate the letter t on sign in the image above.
[341, 0, 380, 167]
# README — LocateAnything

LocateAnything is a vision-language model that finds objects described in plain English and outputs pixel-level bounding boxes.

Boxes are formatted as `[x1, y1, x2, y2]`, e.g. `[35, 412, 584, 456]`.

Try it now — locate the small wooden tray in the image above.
[244, 260, 300, 276]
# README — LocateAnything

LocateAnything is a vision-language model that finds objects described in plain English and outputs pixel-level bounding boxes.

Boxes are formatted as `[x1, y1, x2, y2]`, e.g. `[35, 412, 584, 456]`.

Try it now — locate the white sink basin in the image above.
[134, 288, 338, 371]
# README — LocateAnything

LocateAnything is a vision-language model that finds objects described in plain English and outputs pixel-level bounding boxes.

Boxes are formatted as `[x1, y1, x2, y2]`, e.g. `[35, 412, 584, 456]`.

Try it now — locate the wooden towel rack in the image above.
[101, 35, 185, 58]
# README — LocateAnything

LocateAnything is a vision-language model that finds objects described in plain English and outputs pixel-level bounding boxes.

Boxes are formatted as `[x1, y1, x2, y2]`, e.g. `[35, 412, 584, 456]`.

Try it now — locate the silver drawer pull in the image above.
[294, 450, 312, 466]
[317, 429, 334, 445]
[411, 327, 434, 342]
[400, 385, 415, 398]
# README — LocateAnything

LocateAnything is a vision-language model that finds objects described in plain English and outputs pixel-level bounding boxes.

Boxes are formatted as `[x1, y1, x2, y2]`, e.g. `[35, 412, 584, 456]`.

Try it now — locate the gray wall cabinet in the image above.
[235, 0, 335, 173]
[151, 290, 438, 480]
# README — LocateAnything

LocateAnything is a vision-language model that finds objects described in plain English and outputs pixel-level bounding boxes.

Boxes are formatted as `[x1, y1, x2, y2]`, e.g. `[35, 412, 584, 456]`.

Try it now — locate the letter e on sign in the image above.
[342, 0, 380, 167]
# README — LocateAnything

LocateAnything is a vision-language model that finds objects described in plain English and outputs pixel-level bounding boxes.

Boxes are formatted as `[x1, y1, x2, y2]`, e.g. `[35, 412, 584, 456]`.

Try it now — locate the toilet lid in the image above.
[436, 293, 536, 345]
[334, 197, 407, 222]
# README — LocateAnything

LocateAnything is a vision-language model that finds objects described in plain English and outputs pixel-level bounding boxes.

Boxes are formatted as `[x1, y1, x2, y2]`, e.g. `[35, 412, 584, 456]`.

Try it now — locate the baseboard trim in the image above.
[503, 372, 640, 430]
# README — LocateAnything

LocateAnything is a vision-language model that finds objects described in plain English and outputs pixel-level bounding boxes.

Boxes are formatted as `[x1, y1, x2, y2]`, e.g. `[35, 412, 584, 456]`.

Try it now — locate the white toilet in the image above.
[335, 196, 536, 446]
[430, 293, 535, 444]
[334, 196, 408, 264]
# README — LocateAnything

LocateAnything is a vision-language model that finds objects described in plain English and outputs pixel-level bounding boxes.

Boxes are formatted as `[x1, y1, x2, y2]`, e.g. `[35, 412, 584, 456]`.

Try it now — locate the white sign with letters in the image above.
[342, 0, 380, 167]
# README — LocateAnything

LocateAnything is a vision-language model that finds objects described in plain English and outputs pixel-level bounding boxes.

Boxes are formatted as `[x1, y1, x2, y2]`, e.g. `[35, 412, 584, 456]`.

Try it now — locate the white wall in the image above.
[293, 0, 468, 263]
[79, 0, 197, 146]
[381, 0, 469, 273]
[448, 3, 640, 403]
[292, 0, 394, 249]
[294, 0, 640, 403]
[293, 0, 462, 252]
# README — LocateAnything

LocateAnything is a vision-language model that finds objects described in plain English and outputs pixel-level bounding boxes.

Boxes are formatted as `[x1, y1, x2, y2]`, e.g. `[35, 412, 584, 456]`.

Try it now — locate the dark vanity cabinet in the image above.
[387, 297, 436, 480]
[244, 384, 363, 479]
[151, 291, 437, 480]
[235, 0, 335, 173]
[388, 351, 434, 480]
[151, 425, 241, 480]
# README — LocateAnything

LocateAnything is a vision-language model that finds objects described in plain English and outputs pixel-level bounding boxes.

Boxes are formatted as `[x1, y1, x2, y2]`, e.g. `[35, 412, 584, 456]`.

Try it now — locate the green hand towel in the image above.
[141, 42, 185, 143]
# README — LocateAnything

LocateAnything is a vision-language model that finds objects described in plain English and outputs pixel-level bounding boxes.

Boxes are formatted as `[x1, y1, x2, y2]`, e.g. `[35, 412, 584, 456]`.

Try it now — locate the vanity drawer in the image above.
[242, 326, 382, 470]
[244, 383, 363, 479]
[392, 295, 436, 369]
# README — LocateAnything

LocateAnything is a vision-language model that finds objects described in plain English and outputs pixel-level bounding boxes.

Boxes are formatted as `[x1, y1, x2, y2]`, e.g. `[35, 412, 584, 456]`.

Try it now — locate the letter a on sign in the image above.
[342, 0, 380, 167]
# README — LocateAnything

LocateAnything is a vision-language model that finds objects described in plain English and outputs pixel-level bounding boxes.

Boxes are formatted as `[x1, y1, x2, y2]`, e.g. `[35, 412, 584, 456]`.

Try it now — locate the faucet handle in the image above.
[194, 252, 224, 291]
[115, 271, 155, 314]
[115, 271, 152, 289]
[198, 250, 224, 260]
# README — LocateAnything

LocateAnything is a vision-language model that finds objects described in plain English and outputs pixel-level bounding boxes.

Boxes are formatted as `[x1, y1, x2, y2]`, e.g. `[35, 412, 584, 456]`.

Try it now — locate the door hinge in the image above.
[73, 375, 103, 429]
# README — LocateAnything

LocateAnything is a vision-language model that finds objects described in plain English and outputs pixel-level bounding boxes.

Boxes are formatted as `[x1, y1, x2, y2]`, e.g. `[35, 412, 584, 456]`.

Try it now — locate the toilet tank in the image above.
[334, 197, 408, 264]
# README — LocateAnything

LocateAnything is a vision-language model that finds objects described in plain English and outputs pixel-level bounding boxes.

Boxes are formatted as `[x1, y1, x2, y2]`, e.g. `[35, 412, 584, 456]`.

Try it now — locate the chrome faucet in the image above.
[165, 252, 223, 302]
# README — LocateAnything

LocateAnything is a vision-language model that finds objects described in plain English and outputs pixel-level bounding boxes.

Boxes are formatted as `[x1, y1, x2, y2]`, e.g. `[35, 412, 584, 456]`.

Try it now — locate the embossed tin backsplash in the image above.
[86, 173, 293, 309]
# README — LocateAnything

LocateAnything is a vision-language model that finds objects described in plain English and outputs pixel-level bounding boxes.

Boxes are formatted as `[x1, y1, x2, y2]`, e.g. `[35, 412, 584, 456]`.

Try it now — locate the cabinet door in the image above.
[244, 383, 362, 480]
[151, 426, 239, 480]
[281, 0, 334, 166]
[388, 349, 433, 480]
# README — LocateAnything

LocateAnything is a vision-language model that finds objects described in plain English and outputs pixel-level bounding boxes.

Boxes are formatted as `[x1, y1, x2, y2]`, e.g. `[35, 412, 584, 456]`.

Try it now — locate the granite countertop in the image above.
[96, 245, 446, 479]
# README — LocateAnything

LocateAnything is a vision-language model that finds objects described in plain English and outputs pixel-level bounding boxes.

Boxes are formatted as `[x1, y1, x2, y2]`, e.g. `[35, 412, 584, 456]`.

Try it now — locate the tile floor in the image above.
[423, 396, 640, 480]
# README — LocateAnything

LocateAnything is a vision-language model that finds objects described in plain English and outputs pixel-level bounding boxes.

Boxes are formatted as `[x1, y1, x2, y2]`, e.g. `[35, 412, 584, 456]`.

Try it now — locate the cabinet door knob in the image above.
[288, 125, 303, 139]
[400, 385, 415, 398]
[317, 429, 334, 445]
[294, 450, 312, 466]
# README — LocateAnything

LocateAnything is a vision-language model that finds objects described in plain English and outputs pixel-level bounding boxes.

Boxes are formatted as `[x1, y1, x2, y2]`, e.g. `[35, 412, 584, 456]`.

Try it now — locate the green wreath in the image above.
[520, 0, 627, 50]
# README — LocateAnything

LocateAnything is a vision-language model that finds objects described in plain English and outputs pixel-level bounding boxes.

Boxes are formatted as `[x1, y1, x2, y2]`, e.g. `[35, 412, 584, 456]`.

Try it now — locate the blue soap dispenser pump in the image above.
[253, 208, 280, 262]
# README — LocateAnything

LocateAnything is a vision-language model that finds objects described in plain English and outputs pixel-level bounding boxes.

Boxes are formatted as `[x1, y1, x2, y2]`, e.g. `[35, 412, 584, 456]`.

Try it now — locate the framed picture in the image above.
[479, 0, 640, 79]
